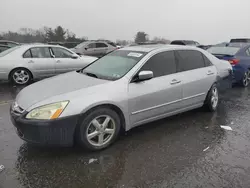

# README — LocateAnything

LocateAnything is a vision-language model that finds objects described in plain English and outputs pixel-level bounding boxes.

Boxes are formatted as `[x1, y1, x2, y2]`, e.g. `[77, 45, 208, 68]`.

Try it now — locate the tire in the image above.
[241, 70, 250, 87]
[76, 108, 121, 151]
[204, 84, 219, 112]
[10, 68, 32, 85]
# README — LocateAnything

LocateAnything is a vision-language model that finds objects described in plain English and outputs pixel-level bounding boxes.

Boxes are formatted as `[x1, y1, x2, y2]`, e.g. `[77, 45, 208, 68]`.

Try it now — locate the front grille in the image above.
[12, 102, 24, 116]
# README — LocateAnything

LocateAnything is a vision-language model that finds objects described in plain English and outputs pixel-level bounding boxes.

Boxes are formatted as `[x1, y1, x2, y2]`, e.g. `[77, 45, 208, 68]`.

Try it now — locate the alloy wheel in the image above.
[242, 71, 250, 87]
[211, 87, 218, 109]
[86, 115, 116, 147]
[13, 70, 30, 84]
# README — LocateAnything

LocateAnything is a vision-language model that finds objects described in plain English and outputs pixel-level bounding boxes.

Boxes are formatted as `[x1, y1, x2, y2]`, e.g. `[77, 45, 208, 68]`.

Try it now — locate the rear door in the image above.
[51, 47, 84, 74]
[95, 42, 109, 57]
[128, 50, 183, 126]
[175, 50, 216, 108]
[23, 47, 55, 78]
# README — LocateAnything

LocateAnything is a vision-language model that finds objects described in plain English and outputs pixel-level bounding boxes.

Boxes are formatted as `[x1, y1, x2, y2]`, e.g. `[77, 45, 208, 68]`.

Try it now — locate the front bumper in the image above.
[10, 105, 79, 146]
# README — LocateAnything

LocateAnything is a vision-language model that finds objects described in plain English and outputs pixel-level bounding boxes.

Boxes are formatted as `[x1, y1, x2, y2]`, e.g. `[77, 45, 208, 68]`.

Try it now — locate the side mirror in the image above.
[71, 54, 79, 59]
[134, 71, 153, 82]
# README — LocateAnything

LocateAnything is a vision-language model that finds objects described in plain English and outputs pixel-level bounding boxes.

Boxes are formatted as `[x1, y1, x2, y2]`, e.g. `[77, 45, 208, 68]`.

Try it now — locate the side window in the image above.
[246, 48, 250, 56]
[52, 47, 73, 58]
[203, 54, 212, 66]
[30, 47, 51, 58]
[175, 50, 205, 72]
[23, 50, 32, 58]
[96, 43, 108, 48]
[87, 43, 96, 49]
[140, 51, 176, 78]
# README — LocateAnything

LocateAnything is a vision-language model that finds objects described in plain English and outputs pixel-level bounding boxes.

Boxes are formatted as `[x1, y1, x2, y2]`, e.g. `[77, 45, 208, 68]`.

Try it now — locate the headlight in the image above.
[26, 101, 69, 120]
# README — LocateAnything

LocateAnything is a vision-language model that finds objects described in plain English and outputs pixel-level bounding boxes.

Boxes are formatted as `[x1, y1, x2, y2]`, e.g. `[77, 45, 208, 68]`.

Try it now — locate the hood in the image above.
[16, 71, 109, 110]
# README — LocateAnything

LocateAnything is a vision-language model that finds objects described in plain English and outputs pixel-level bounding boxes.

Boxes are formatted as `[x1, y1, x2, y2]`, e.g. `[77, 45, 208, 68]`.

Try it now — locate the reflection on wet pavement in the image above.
[1, 83, 250, 187]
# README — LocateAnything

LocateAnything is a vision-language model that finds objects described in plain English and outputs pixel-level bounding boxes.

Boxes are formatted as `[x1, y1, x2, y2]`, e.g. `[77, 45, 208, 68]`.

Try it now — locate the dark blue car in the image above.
[207, 45, 250, 87]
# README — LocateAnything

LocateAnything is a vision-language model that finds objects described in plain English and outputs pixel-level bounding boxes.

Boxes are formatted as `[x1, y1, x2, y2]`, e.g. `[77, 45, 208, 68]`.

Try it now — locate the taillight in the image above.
[228, 59, 239, 65]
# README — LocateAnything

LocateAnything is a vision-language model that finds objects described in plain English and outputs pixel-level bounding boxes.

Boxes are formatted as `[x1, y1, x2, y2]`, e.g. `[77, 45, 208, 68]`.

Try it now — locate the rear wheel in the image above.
[204, 84, 219, 112]
[76, 108, 121, 151]
[241, 70, 250, 87]
[10, 68, 32, 85]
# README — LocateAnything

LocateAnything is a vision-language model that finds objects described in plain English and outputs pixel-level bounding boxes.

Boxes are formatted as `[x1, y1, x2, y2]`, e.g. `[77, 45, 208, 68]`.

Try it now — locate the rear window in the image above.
[207, 47, 240, 56]
[230, 39, 250, 43]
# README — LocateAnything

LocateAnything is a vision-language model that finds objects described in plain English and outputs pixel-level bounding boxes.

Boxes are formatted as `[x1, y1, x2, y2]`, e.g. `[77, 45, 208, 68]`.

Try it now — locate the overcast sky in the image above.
[1, 0, 250, 44]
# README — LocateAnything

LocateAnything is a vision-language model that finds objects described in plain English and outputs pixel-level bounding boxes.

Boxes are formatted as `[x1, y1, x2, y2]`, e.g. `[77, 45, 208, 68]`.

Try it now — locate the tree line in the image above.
[0, 26, 170, 46]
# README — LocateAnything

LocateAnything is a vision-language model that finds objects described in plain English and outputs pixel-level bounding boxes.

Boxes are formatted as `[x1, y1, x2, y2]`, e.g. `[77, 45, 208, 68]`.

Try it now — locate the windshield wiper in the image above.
[83, 72, 98, 78]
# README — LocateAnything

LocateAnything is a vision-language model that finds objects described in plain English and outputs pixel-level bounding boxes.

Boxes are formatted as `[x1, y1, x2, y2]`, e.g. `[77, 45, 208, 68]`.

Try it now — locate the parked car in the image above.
[207, 45, 250, 87]
[0, 44, 10, 53]
[71, 40, 117, 57]
[227, 42, 250, 48]
[0, 44, 97, 85]
[214, 42, 229, 47]
[0, 40, 20, 47]
[10, 45, 232, 150]
[198, 45, 212, 50]
[170, 40, 200, 46]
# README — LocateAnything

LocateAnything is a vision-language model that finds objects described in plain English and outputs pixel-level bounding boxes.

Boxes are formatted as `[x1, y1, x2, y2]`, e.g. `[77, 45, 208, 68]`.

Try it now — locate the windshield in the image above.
[82, 50, 147, 80]
[75, 42, 89, 49]
[207, 46, 240, 56]
[0, 46, 21, 57]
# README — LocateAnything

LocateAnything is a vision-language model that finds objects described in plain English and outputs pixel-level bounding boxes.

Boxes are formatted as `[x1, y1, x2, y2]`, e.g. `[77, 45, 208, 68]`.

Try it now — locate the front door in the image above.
[23, 47, 55, 78]
[175, 50, 217, 108]
[128, 51, 183, 126]
[51, 47, 85, 74]
[84, 43, 96, 56]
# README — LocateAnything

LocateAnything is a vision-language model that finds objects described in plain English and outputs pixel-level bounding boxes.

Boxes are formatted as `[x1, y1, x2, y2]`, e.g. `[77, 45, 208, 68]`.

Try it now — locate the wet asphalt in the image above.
[1, 82, 250, 188]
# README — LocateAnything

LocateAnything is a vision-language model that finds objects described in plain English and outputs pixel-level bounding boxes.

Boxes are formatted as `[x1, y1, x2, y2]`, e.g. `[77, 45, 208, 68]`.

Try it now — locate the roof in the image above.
[120, 44, 201, 52]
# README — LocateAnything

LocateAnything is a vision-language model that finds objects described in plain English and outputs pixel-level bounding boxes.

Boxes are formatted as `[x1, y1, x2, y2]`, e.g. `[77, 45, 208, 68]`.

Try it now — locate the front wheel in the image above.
[204, 84, 219, 112]
[10, 68, 31, 85]
[241, 70, 250, 87]
[76, 108, 121, 151]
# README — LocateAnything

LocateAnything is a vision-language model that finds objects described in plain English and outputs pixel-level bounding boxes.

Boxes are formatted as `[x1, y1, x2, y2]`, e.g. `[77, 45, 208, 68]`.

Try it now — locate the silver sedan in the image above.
[10, 45, 232, 150]
[0, 44, 97, 85]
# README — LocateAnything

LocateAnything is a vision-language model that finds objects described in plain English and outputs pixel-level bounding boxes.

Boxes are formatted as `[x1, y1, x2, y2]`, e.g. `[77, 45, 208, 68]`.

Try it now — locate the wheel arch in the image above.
[78, 103, 127, 131]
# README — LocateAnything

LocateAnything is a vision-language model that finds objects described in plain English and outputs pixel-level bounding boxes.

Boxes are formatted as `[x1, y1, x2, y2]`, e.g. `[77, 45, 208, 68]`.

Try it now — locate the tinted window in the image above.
[203, 54, 212, 66]
[175, 50, 205, 72]
[171, 41, 185, 45]
[108, 42, 116, 47]
[23, 50, 32, 58]
[96, 43, 108, 48]
[140, 51, 176, 77]
[230, 39, 250, 43]
[52, 47, 73, 58]
[30, 47, 51, 58]
[87, 43, 96, 49]
[0, 46, 9, 53]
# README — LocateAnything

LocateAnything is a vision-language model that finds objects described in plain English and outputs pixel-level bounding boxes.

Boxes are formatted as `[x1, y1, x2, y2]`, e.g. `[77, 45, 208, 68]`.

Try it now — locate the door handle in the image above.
[207, 70, 214, 75]
[56, 60, 60, 63]
[28, 60, 34, 63]
[170, 79, 181, 85]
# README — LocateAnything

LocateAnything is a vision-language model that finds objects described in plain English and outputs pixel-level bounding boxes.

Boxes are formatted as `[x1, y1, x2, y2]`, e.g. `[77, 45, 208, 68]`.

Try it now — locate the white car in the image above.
[0, 44, 97, 85]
